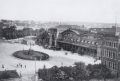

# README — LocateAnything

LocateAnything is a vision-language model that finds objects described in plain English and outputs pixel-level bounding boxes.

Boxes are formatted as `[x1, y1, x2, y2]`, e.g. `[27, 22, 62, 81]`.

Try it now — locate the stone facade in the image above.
[99, 36, 119, 74]
[57, 29, 98, 57]
[48, 28, 57, 47]
[90, 26, 120, 74]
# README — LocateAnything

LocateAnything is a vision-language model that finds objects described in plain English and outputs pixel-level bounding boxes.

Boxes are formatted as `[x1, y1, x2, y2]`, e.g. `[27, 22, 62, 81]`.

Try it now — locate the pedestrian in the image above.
[2, 64, 4, 68]
[61, 62, 63, 66]
[43, 65, 46, 69]
[25, 65, 26, 68]
[65, 52, 68, 55]
[21, 64, 22, 68]
[19, 63, 21, 66]
[19, 71, 22, 78]
[17, 64, 18, 67]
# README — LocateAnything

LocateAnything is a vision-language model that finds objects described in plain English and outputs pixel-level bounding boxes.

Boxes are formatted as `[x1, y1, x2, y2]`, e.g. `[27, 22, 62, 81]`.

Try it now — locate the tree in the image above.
[59, 66, 73, 78]
[72, 62, 88, 81]
[2, 25, 17, 39]
[38, 63, 112, 81]
[36, 30, 49, 46]
[87, 64, 112, 81]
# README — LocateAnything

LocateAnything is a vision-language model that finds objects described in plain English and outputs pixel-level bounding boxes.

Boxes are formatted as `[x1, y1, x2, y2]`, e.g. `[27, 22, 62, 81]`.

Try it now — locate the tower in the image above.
[48, 28, 57, 47]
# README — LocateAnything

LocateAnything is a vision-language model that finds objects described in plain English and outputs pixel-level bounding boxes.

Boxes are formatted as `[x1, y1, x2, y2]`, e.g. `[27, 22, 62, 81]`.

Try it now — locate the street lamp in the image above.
[34, 57, 37, 74]
[34, 56, 41, 81]
[34, 57, 37, 81]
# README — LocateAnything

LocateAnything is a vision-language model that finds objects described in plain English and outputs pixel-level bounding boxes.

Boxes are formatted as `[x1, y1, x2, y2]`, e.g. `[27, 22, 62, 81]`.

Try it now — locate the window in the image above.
[111, 62, 113, 69]
[114, 43, 116, 48]
[109, 51, 110, 58]
[94, 42, 96, 45]
[71, 39, 73, 41]
[113, 52, 116, 59]
[69, 34, 72, 37]
[104, 61, 107, 65]
[83, 40, 85, 42]
[102, 51, 104, 57]
[92, 41, 94, 44]
[107, 50, 109, 57]
[113, 52, 115, 59]
[106, 41, 109, 46]
[96, 42, 98, 45]
[87, 41, 89, 43]
[108, 61, 111, 68]
[85, 40, 87, 43]
[76, 39, 79, 42]
[113, 63, 115, 70]
[114, 43, 118, 48]
[109, 42, 111, 46]
[77, 38, 80, 42]
[104, 49, 106, 57]
[111, 53, 113, 59]
[81, 40, 83, 42]
[88, 41, 91, 44]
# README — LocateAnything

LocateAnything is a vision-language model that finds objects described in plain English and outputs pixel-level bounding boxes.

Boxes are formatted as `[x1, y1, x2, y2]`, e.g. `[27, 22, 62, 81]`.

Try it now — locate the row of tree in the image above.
[1, 24, 46, 40]
[36, 29, 50, 47]
[38, 62, 115, 81]
[0, 21, 50, 46]
[0, 20, 51, 46]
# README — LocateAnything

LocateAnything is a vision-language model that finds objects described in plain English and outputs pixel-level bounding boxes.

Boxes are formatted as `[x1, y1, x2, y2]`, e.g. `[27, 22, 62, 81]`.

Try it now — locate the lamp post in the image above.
[34, 57, 37, 81]
[34, 57, 41, 81]
[34, 57, 36, 74]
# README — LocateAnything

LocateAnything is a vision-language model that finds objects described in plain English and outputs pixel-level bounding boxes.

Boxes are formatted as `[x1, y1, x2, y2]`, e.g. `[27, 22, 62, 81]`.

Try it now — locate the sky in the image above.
[0, 0, 120, 23]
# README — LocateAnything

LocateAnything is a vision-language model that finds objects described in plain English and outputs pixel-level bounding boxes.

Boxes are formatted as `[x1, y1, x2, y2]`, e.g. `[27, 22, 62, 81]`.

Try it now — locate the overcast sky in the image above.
[0, 0, 120, 23]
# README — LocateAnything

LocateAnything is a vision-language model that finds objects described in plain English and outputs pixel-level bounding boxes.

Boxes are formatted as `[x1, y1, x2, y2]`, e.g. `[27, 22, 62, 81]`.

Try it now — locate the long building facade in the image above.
[100, 36, 120, 74]
[57, 29, 98, 57]
[48, 25, 120, 75]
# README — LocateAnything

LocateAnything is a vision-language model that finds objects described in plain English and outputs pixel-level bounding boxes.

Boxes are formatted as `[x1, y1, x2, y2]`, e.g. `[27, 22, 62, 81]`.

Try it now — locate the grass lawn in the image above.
[13, 50, 49, 60]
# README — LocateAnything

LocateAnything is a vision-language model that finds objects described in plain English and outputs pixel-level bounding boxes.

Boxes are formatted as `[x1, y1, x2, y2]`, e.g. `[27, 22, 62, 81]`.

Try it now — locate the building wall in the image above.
[48, 28, 57, 47]
[100, 37, 120, 74]
[57, 29, 98, 57]
[90, 27, 116, 36]
[56, 27, 120, 75]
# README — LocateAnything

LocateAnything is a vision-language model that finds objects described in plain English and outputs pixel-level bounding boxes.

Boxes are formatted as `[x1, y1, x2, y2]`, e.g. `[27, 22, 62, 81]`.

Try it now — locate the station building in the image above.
[48, 25, 120, 75]
[57, 28, 98, 57]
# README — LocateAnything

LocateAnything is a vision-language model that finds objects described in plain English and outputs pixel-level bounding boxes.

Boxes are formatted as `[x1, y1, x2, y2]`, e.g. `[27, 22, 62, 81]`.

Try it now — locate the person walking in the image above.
[2, 64, 4, 68]
[25, 65, 26, 68]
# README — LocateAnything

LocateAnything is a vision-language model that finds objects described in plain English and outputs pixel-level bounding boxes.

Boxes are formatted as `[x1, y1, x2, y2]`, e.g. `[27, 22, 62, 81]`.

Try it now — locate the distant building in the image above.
[90, 26, 120, 36]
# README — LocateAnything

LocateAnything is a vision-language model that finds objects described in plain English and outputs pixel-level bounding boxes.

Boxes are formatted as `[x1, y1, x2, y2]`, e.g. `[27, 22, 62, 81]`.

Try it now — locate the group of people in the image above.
[1, 64, 7, 71]
[16, 63, 26, 68]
